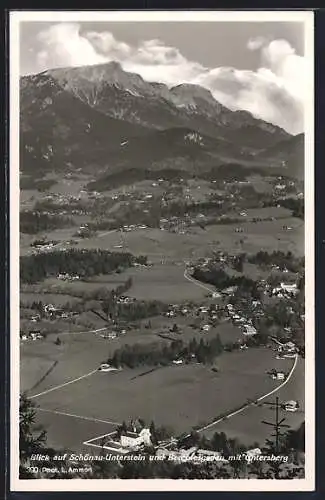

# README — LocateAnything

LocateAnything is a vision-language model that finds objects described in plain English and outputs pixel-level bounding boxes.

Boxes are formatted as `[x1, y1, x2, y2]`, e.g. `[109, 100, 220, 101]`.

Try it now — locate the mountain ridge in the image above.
[20, 61, 300, 182]
[24, 62, 290, 140]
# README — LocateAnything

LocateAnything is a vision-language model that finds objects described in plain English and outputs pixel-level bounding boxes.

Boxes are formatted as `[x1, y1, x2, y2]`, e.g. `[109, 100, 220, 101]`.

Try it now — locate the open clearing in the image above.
[28, 347, 293, 452]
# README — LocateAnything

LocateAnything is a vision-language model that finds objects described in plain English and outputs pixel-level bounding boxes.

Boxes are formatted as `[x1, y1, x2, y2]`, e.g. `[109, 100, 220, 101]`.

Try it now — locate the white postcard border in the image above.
[10, 9, 315, 492]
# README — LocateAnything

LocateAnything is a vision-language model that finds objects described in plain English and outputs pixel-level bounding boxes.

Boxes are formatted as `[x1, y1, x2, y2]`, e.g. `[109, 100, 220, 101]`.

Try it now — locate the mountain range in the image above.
[20, 61, 303, 185]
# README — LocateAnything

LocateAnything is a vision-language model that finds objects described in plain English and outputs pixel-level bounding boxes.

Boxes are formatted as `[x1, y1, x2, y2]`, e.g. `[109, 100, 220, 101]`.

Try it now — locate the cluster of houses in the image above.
[25, 303, 79, 325]
[274, 340, 298, 359]
[20, 330, 45, 341]
[116, 295, 136, 305]
[57, 273, 80, 281]
[99, 332, 118, 340]
[164, 304, 191, 318]
[156, 442, 266, 463]
[270, 282, 299, 298]
[159, 216, 189, 233]
[43, 303, 71, 319]
[226, 303, 257, 336]
[122, 224, 148, 232]
[164, 303, 221, 330]
[31, 240, 57, 253]
[43, 192, 88, 204]
[88, 424, 262, 463]
[98, 328, 127, 340]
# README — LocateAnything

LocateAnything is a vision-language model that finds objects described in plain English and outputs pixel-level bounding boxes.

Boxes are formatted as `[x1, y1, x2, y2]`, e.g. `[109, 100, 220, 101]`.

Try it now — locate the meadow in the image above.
[26, 346, 291, 453]
[201, 357, 305, 446]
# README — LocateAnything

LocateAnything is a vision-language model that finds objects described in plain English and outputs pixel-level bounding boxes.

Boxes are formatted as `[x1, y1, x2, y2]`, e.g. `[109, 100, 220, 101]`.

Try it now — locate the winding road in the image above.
[30, 263, 300, 440]
[183, 267, 216, 294]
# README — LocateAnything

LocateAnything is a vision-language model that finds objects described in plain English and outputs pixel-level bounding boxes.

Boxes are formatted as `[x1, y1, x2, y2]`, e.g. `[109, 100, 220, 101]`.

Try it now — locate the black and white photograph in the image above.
[10, 10, 315, 491]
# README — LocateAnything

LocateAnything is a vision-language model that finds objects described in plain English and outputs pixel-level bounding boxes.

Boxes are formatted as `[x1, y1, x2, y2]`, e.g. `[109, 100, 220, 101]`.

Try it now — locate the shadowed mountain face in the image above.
[20, 61, 300, 181]
[256, 133, 304, 180]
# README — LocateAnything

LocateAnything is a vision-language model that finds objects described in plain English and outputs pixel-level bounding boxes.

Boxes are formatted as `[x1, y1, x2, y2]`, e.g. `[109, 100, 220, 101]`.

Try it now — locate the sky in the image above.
[19, 21, 307, 134]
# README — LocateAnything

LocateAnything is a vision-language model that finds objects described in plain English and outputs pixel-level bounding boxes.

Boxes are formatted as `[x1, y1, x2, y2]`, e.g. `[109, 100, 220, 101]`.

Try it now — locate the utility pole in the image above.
[261, 396, 290, 478]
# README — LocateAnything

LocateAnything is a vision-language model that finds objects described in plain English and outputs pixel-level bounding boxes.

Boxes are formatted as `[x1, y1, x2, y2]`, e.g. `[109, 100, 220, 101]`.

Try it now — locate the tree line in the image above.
[20, 211, 75, 234]
[20, 249, 147, 284]
[248, 250, 303, 273]
[192, 266, 260, 299]
[276, 197, 304, 219]
[107, 335, 224, 369]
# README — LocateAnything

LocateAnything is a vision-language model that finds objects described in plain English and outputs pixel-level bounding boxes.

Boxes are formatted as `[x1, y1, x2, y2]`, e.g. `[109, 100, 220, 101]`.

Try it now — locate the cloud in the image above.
[36, 23, 107, 68]
[247, 36, 267, 51]
[261, 39, 307, 102]
[31, 23, 306, 134]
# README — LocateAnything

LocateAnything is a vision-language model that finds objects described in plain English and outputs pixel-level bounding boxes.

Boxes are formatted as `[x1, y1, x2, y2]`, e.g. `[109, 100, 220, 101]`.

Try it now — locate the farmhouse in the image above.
[44, 304, 57, 313]
[30, 314, 40, 322]
[57, 273, 80, 281]
[222, 286, 238, 296]
[284, 400, 299, 412]
[242, 325, 257, 336]
[277, 341, 297, 355]
[120, 428, 152, 449]
[100, 332, 117, 340]
[284, 341, 297, 352]
[270, 370, 286, 381]
[280, 282, 298, 294]
[117, 296, 135, 304]
[29, 330, 44, 340]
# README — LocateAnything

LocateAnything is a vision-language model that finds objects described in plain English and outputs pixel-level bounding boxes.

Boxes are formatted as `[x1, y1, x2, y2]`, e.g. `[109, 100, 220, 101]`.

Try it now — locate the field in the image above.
[201, 357, 305, 446]
[34, 411, 117, 454]
[61, 216, 304, 261]
[37, 266, 208, 302]
[117, 264, 209, 302]
[19, 205, 303, 261]
[25, 344, 297, 452]
[20, 329, 169, 394]
[41, 277, 119, 294]
[21, 292, 82, 306]
[21, 316, 242, 395]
